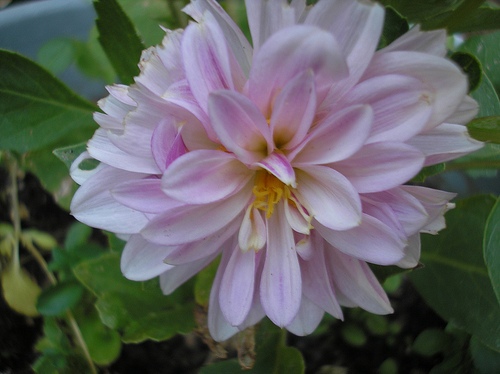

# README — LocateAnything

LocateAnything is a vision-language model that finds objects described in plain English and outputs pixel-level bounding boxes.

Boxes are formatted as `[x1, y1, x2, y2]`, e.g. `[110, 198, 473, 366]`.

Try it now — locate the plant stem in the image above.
[6, 153, 97, 374]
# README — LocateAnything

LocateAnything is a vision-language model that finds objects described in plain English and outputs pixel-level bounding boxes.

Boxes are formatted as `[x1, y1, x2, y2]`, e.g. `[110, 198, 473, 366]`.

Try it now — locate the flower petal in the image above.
[260, 203, 301, 327]
[165, 217, 241, 265]
[183, 0, 253, 76]
[162, 149, 253, 204]
[141, 182, 252, 245]
[151, 118, 187, 173]
[337, 74, 433, 143]
[270, 69, 317, 149]
[219, 245, 256, 326]
[381, 25, 446, 56]
[245, 0, 296, 52]
[396, 234, 421, 269]
[325, 245, 393, 314]
[295, 166, 361, 231]
[209, 90, 273, 163]
[333, 142, 425, 193]
[182, 11, 246, 113]
[71, 166, 149, 234]
[305, 0, 384, 88]
[239, 206, 267, 252]
[291, 104, 373, 164]
[315, 214, 406, 265]
[254, 152, 296, 187]
[362, 51, 468, 130]
[207, 249, 240, 341]
[286, 296, 324, 336]
[299, 232, 343, 318]
[160, 252, 220, 295]
[111, 178, 184, 214]
[88, 129, 161, 174]
[406, 123, 483, 166]
[121, 235, 174, 281]
[248, 25, 348, 117]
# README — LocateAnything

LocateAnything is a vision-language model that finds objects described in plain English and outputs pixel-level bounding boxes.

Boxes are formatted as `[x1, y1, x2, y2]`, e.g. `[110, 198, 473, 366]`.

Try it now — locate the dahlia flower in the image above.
[71, 0, 482, 340]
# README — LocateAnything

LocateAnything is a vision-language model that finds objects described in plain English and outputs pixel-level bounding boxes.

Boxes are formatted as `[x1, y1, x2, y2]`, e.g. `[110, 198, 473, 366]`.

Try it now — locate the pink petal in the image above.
[260, 203, 301, 327]
[151, 118, 187, 173]
[286, 296, 324, 336]
[305, 0, 384, 91]
[396, 234, 421, 269]
[315, 214, 405, 265]
[362, 51, 468, 130]
[208, 90, 273, 163]
[295, 166, 362, 231]
[161, 150, 253, 204]
[121, 234, 174, 281]
[254, 152, 296, 187]
[333, 142, 425, 193]
[219, 245, 256, 326]
[299, 232, 343, 318]
[141, 182, 252, 245]
[248, 25, 348, 117]
[245, 0, 296, 52]
[270, 69, 316, 149]
[325, 245, 393, 314]
[71, 166, 149, 234]
[291, 104, 373, 164]
[88, 129, 161, 174]
[111, 178, 184, 214]
[160, 252, 220, 295]
[165, 217, 241, 265]
[446, 95, 478, 125]
[338, 74, 433, 143]
[381, 25, 447, 56]
[181, 11, 246, 113]
[207, 249, 240, 341]
[70, 151, 105, 185]
[239, 206, 266, 252]
[284, 199, 311, 235]
[407, 123, 483, 166]
[183, 0, 253, 76]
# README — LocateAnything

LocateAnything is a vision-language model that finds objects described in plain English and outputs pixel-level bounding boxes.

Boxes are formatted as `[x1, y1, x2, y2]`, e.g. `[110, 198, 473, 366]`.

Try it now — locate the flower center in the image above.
[251, 171, 289, 219]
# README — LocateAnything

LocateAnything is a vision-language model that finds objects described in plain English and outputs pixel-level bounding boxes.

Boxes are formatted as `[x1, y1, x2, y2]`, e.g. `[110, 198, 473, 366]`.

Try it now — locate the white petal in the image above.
[121, 235, 174, 281]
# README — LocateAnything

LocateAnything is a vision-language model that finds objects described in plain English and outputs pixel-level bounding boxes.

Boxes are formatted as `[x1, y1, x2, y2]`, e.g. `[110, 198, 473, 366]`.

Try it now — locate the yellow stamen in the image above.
[251, 172, 289, 219]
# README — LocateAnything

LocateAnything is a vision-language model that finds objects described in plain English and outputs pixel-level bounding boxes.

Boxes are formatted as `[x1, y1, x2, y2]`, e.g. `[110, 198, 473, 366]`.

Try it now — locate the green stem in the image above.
[6, 153, 97, 374]
[435, 0, 486, 30]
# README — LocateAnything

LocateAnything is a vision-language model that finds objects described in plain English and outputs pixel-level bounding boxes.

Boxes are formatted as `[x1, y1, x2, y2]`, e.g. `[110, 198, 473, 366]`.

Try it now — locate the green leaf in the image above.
[378, 6, 409, 49]
[117, 0, 183, 46]
[37, 39, 76, 74]
[411, 163, 446, 183]
[434, 5, 500, 33]
[94, 0, 145, 85]
[409, 195, 500, 351]
[377, 0, 463, 23]
[53, 143, 88, 171]
[76, 307, 121, 365]
[73, 252, 196, 343]
[64, 222, 93, 251]
[0, 49, 97, 153]
[1, 262, 41, 317]
[73, 31, 116, 84]
[484, 196, 500, 306]
[370, 264, 412, 284]
[413, 328, 449, 357]
[459, 31, 500, 98]
[37, 281, 85, 316]
[470, 335, 500, 373]
[450, 52, 483, 93]
[467, 116, 500, 143]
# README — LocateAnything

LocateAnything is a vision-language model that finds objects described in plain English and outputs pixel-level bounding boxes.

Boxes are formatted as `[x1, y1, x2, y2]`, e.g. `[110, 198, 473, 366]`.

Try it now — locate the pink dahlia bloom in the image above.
[71, 0, 483, 340]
